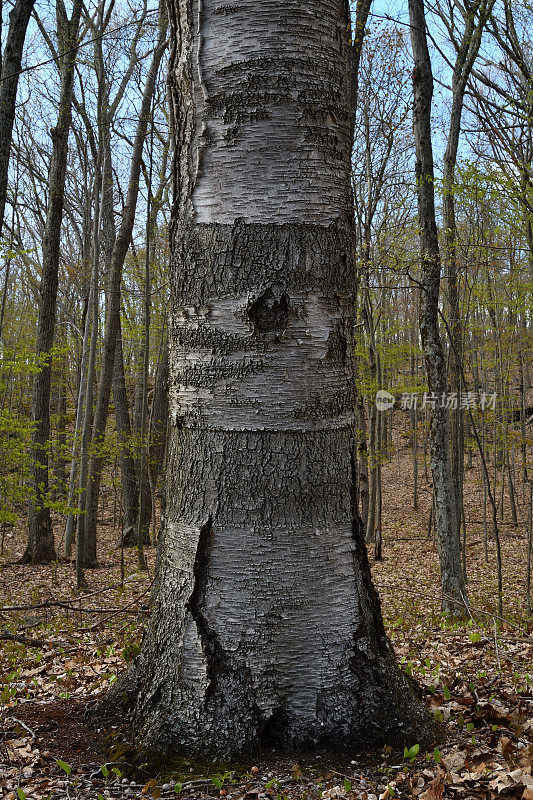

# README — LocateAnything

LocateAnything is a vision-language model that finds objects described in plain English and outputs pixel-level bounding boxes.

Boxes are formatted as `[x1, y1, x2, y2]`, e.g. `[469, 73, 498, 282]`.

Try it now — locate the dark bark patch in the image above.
[186, 516, 225, 698]
[258, 706, 290, 748]
[248, 286, 290, 335]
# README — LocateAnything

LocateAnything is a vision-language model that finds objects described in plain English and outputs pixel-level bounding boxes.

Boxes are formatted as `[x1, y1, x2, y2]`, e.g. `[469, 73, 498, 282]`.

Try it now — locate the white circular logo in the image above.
[375, 390, 395, 412]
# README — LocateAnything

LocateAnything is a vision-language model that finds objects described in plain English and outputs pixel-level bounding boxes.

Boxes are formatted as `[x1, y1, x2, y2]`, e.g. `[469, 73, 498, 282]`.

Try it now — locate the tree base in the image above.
[116, 524, 151, 548]
[118, 505, 438, 760]
[23, 509, 57, 565]
[114, 654, 438, 760]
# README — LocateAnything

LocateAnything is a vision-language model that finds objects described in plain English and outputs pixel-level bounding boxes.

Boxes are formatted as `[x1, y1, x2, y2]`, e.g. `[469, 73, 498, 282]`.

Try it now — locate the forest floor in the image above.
[0, 439, 532, 800]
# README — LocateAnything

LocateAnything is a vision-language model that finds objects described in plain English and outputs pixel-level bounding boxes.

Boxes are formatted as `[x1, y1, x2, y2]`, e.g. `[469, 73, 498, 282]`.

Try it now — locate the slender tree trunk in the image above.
[442, 0, 494, 573]
[52, 360, 67, 495]
[409, 0, 467, 614]
[147, 332, 169, 536]
[0, 0, 36, 236]
[97, 86, 141, 550]
[63, 281, 91, 559]
[75, 146, 103, 587]
[83, 14, 168, 565]
[357, 393, 369, 528]
[527, 480, 532, 617]
[125, 0, 434, 759]
[113, 325, 140, 547]
[24, 0, 82, 564]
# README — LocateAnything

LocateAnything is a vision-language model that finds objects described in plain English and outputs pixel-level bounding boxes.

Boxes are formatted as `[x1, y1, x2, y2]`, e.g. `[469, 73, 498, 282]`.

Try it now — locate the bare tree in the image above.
[0, 0, 36, 237]
[409, 0, 467, 614]
[82, 0, 168, 566]
[23, 0, 83, 564]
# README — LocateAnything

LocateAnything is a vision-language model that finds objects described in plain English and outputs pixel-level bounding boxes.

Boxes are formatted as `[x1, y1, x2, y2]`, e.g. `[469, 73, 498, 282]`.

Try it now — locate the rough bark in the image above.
[0, 0, 36, 237]
[24, 0, 82, 565]
[125, 0, 434, 759]
[409, 0, 467, 614]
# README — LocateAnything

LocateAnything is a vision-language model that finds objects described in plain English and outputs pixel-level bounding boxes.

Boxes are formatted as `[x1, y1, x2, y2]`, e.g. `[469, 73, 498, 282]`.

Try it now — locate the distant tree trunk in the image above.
[83, 14, 167, 565]
[409, 0, 467, 614]
[147, 333, 169, 503]
[52, 360, 68, 495]
[442, 0, 494, 556]
[356, 393, 370, 528]
[23, 0, 82, 565]
[0, 0, 36, 236]
[126, 0, 433, 758]
[363, 292, 381, 546]
[76, 195, 99, 590]
[113, 325, 140, 547]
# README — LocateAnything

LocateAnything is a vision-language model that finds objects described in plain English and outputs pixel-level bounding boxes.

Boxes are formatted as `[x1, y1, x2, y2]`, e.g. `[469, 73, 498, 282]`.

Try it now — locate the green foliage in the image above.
[403, 743, 420, 763]
[56, 759, 72, 776]
[0, 344, 79, 526]
[211, 771, 234, 790]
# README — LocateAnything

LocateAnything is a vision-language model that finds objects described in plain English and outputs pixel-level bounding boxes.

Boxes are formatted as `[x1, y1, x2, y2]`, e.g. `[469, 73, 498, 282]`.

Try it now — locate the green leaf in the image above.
[17, 789, 27, 800]
[100, 764, 109, 778]
[344, 779, 352, 792]
[434, 748, 442, 764]
[409, 744, 420, 759]
[56, 759, 71, 776]
[443, 685, 451, 700]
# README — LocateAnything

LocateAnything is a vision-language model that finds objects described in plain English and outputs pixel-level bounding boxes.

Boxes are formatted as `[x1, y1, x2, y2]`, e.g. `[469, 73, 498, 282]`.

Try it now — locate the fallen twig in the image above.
[0, 630, 70, 648]
[10, 716, 36, 741]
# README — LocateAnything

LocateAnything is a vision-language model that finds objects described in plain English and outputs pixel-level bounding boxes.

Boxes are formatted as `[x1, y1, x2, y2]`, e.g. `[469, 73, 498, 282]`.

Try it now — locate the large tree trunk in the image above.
[126, 0, 433, 759]
[24, 0, 82, 564]
[409, 0, 467, 614]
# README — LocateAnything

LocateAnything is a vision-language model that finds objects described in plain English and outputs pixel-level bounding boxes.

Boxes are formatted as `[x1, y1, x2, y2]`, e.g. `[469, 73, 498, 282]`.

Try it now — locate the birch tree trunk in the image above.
[409, 0, 467, 614]
[127, 0, 433, 758]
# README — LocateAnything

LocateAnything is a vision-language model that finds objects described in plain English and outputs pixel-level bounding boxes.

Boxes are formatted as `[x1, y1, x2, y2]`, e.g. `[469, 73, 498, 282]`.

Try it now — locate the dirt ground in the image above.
[0, 439, 532, 799]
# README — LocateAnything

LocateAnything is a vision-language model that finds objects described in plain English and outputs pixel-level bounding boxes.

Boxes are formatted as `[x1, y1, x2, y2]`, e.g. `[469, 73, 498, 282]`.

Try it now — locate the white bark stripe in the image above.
[170, 292, 355, 430]
[188, 0, 353, 224]
[182, 522, 359, 720]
